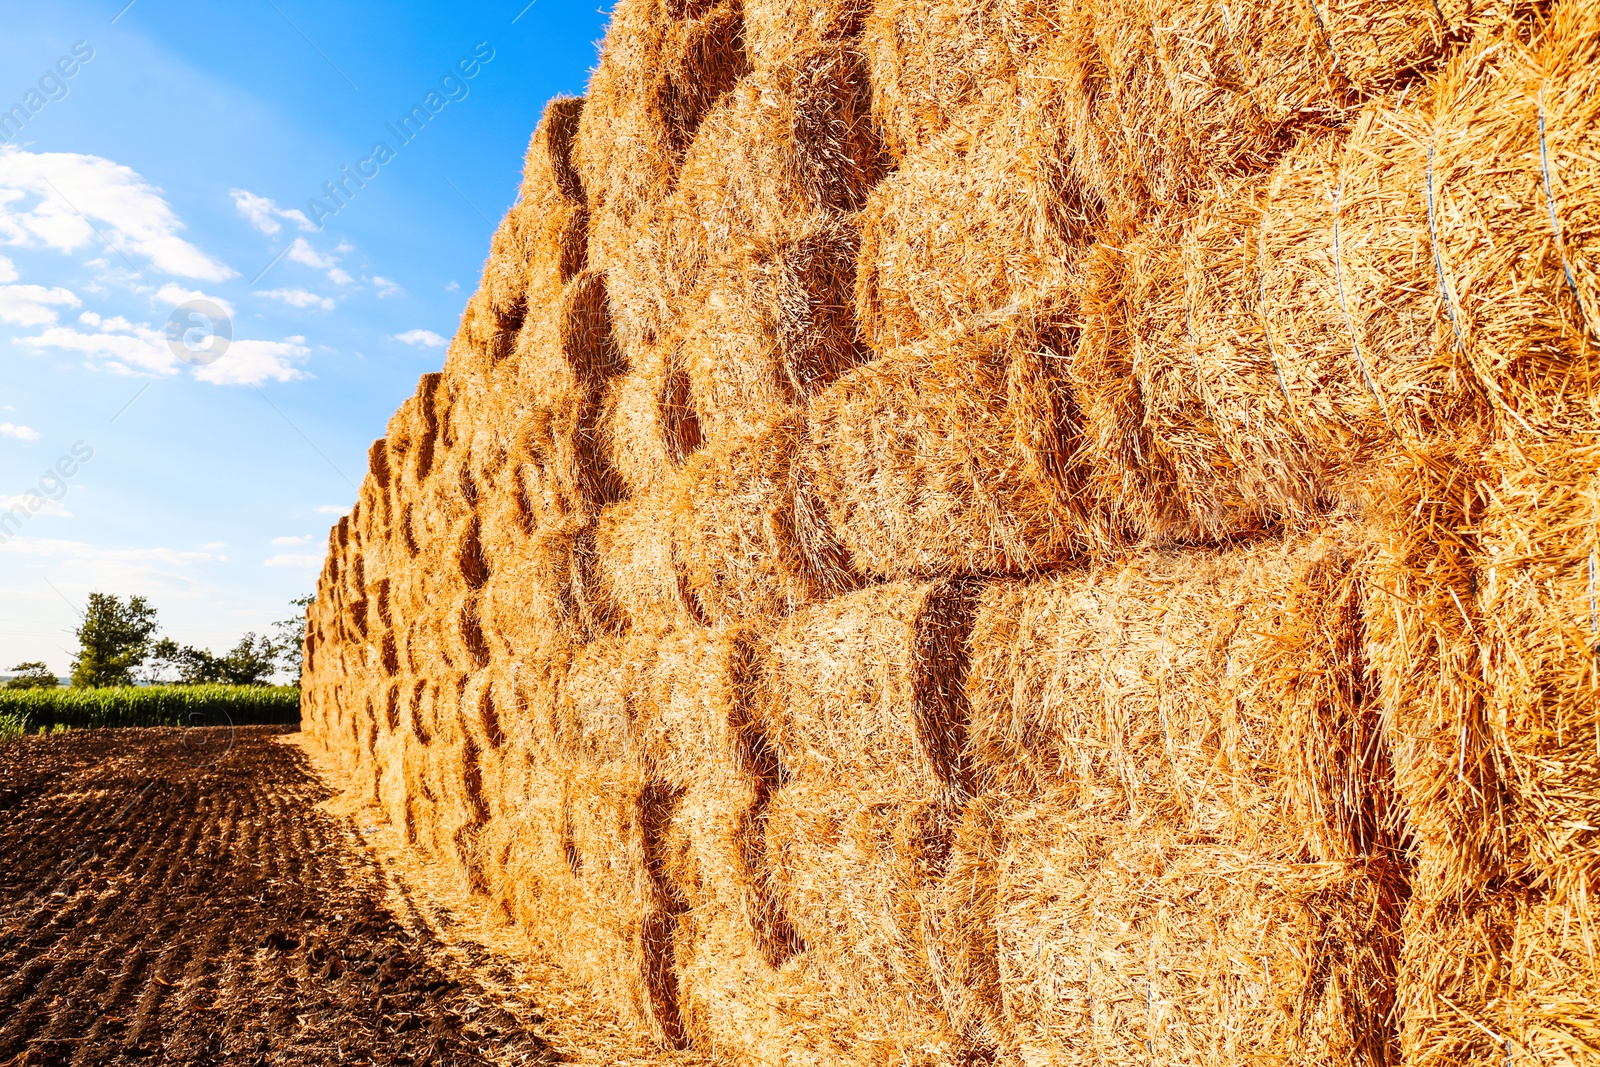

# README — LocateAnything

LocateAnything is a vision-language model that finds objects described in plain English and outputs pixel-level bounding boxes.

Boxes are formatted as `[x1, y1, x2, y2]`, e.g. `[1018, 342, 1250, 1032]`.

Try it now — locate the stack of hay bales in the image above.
[302, 0, 1600, 1062]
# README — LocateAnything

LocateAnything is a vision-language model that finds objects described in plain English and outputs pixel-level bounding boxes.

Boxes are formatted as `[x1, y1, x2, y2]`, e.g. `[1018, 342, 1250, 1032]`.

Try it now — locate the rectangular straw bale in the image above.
[1398, 885, 1600, 1067]
[1429, 6, 1600, 435]
[761, 777, 963, 1066]
[965, 529, 1401, 866]
[757, 579, 982, 798]
[854, 88, 1097, 355]
[993, 804, 1401, 1067]
[803, 311, 1121, 579]
[862, 0, 1056, 162]
[672, 410, 859, 623]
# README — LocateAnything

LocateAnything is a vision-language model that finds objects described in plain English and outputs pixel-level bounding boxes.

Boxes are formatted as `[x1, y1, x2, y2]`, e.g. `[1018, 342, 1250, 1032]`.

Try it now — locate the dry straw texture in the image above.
[300, 0, 1600, 1061]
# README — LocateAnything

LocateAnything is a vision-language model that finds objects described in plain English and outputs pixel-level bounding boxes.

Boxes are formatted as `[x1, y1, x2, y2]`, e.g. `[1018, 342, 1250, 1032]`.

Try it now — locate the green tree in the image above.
[148, 632, 281, 686]
[71, 593, 160, 688]
[273, 594, 314, 684]
[5, 661, 59, 690]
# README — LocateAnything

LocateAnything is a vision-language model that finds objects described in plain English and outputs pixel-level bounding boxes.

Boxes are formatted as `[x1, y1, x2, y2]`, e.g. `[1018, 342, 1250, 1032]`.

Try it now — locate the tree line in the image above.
[6, 592, 312, 690]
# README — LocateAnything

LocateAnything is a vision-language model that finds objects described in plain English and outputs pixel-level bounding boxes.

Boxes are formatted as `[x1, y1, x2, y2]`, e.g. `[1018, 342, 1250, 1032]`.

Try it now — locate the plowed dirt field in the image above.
[0, 726, 556, 1067]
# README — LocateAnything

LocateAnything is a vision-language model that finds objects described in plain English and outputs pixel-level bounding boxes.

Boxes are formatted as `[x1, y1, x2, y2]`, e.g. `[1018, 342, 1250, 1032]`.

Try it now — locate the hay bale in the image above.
[674, 220, 869, 443]
[593, 495, 705, 635]
[743, 0, 868, 68]
[1364, 439, 1510, 897]
[862, 0, 1056, 161]
[854, 89, 1098, 355]
[757, 579, 983, 798]
[1429, 5, 1600, 434]
[993, 804, 1402, 1067]
[1398, 885, 1600, 1067]
[573, 0, 749, 266]
[965, 530, 1401, 867]
[673, 410, 859, 623]
[608, 44, 884, 353]
[1471, 433, 1600, 898]
[803, 311, 1121, 579]
[761, 778, 963, 1066]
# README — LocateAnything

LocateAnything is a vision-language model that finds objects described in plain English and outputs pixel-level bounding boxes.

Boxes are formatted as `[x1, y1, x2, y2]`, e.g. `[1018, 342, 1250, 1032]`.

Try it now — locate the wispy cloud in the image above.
[0, 284, 80, 326]
[0, 255, 16, 283]
[0, 149, 234, 281]
[192, 337, 310, 387]
[393, 328, 446, 348]
[314, 505, 348, 515]
[372, 275, 403, 299]
[0, 423, 41, 442]
[272, 535, 312, 545]
[259, 287, 335, 311]
[0, 494, 69, 516]
[230, 189, 314, 237]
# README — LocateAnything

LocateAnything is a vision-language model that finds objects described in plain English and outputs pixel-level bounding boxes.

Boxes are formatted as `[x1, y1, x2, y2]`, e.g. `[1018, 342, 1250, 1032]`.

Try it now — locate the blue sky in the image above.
[0, 0, 610, 676]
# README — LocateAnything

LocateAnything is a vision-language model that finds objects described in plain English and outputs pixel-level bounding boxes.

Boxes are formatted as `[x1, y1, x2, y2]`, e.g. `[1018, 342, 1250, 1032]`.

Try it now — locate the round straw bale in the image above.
[574, 0, 750, 283]
[965, 530, 1399, 864]
[1477, 433, 1600, 899]
[862, 0, 1056, 161]
[556, 633, 656, 765]
[593, 495, 705, 635]
[673, 44, 886, 250]
[599, 340, 680, 497]
[854, 89, 1098, 355]
[1429, 7, 1600, 434]
[757, 578, 982, 798]
[922, 794, 1010, 1058]
[803, 311, 1117, 579]
[743, 0, 868, 68]
[673, 410, 860, 623]
[993, 806, 1401, 1067]
[762, 778, 962, 1065]
[676, 219, 869, 440]
[1397, 885, 1600, 1067]
[1363, 437, 1510, 898]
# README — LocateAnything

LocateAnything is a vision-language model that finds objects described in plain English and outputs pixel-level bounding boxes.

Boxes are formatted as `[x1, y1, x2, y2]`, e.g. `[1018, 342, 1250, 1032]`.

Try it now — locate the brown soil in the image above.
[0, 726, 558, 1067]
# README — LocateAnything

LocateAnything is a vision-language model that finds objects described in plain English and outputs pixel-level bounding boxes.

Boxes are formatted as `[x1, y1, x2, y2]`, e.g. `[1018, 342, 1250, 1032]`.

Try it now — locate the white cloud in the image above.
[327, 267, 354, 287]
[372, 275, 402, 298]
[0, 537, 221, 563]
[0, 284, 79, 326]
[264, 553, 322, 568]
[22, 315, 309, 385]
[0, 495, 70, 517]
[192, 336, 310, 386]
[0, 149, 234, 280]
[0, 423, 41, 441]
[314, 505, 348, 515]
[393, 329, 446, 348]
[286, 237, 336, 270]
[0, 255, 15, 283]
[229, 189, 313, 237]
[155, 282, 234, 317]
[260, 287, 334, 311]
[20, 318, 177, 376]
[272, 535, 312, 545]
[444, 280, 460, 293]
